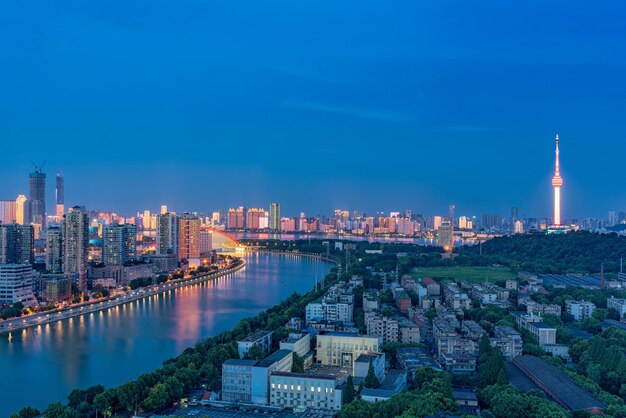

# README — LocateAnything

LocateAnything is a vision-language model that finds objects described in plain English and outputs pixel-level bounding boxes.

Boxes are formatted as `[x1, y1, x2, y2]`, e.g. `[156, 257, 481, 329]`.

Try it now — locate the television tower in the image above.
[551, 134, 563, 226]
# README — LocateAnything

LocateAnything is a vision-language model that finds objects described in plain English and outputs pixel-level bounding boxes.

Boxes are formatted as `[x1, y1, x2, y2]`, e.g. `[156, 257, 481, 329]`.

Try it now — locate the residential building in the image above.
[178, 214, 201, 261]
[156, 213, 179, 256]
[399, 317, 421, 343]
[315, 332, 381, 368]
[0, 264, 36, 305]
[0, 200, 17, 224]
[366, 314, 399, 344]
[269, 203, 280, 231]
[15, 195, 27, 225]
[45, 226, 63, 273]
[103, 224, 137, 266]
[608, 297, 626, 318]
[490, 326, 523, 361]
[0, 223, 34, 264]
[565, 300, 596, 321]
[238, 331, 274, 359]
[64, 206, 89, 291]
[305, 301, 353, 324]
[512, 312, 556, 346]
[441, 281, 472, 310]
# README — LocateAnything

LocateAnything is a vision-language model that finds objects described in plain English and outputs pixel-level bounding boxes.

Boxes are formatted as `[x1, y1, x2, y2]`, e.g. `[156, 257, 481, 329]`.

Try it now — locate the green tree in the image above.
[10, 407, 41, 418]
[292, 353, 305, 372]
[364, 361, 380, 389]
[244, 344, 265, 360]
[142, 383, 170, 411]
[44, 403, 78, 418]
[344, 375, 356, 404]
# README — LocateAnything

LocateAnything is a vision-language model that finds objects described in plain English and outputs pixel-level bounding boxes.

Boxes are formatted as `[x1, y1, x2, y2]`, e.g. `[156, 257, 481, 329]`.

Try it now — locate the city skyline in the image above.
[2, 2, 626, 217]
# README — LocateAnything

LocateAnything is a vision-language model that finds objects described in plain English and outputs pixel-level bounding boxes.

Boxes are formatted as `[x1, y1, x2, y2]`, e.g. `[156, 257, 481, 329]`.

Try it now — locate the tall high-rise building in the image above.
[28, 166, 46, 227]
[551, 134, 563, 226]
[514, 220, 524, 234]
[103, 224, 137, 266]
[0, 200, 17, 224]
[608, 211, 617, 227]
[56, 171, 64, 217]
[199, 229, 212, 255]
[511, 207, 519, 221]
[64, 206, 89, 291]
[15, 195, 28, 225]
[160, 205, 168, 215]
[482, 214, 502, 230]
[227, 208, 245, 229]
[179, 214, 201, 260]
[246, 208, 264, 230]
[156, 213, 179, 256]
[46, 226, 64, 273]
[438, 221, 453, 250]
[433, 216, 442, 231]
[0, 223, 34, 264]
[270, 203, 280, 231]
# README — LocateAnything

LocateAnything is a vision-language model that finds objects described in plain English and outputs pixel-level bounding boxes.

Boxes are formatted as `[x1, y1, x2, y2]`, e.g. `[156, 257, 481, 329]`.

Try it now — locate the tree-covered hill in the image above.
[459, 231, 626, 274]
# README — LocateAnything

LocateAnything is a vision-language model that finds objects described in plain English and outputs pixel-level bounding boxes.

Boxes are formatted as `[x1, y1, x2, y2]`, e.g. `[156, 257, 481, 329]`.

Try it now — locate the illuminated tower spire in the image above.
[551, 134, 563, 226]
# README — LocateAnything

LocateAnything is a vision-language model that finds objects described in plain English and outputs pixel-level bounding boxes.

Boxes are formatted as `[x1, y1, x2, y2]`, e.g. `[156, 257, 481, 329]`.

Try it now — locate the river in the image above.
[0, 252, 331, 415]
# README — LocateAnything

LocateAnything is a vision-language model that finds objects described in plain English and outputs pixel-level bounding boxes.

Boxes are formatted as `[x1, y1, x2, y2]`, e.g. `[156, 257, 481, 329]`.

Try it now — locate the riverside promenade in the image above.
[0, 260, 246, 335]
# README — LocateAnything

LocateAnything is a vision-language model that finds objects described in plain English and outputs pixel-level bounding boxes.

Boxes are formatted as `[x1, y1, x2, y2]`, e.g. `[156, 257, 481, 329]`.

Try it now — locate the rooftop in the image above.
[239, 330, 272, 343]
[255, 349, 292, 368]
[513, 355, 606, 411]
[223, 359, 258, 366]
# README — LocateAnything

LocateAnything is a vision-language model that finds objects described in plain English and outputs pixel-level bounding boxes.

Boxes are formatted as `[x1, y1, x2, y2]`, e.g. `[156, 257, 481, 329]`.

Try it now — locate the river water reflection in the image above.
[0, 253, 330, 415]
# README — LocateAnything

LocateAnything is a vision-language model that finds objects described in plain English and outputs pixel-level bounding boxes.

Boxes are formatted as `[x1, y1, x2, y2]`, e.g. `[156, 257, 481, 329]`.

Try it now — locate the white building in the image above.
[366, 314, 399, 344]
[565, 300, 596, 321]
[269, 369, 347, 411]
[607, 297, 626, 318]
[490, 326, 523, 361]
[222, 350, 293, 405]
[238, 330, 274, 359]
[315, 332, 381, 368]
[353, 353, 385, 383]
[0, 264, 36, 306]
[305, 301, 353, 324]
[280, 333, 311, 357]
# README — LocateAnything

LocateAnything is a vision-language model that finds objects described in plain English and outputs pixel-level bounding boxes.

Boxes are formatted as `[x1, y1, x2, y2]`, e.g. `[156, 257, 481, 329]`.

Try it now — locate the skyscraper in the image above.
[0, 223, 34, 264]
[178, 214, 201, 260]
[46, 226, 63, 273]
[156, 213, 179, 256]
[270, 203, 280, 231]
[15, 195, 28, 225]
[551, 134, 563, 226]
[438, 220, 453, 251]
[103, 224, 137, 266]
[0, 200, 17, 224]
[56, 171, 64, 217]
[28, 166, 46, 227]
[64, 206, 89, 291]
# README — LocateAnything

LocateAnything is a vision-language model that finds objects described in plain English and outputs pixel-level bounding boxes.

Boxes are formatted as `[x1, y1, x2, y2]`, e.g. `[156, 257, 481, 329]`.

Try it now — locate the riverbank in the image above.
[0, 260, 246, 335]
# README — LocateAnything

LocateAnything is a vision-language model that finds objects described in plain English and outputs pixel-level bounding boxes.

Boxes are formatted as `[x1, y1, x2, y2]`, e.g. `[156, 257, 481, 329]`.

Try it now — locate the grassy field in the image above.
[413, 266, 516, 284]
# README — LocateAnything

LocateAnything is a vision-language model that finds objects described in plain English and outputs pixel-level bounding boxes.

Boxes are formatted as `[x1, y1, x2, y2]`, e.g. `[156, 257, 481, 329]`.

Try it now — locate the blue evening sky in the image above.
[1, 1, 625, 219]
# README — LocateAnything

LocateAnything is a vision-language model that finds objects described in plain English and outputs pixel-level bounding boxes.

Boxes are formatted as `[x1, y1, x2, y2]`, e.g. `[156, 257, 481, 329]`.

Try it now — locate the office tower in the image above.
[55, 171, 64, 217]
[142, 210, 151, 229]
[0, 223, 34, 264]
[46, 226, 63, 273]
[0, 200, 17, 224]
[28, 166, 46, 227]
[438, 220, 453, 250]
[156, 213, 179, 256]
[514, 220, 524, 234]
[269, 203, 280, 231]
[15, 195, 28, 225]
[511, 207, 519, 221]
[551, 134, 563, 226]
[103, 224, 137, 266]
[458, 216, 468, 229]
[64, 206, 89, 291]
[211, 211, 221, 225]
[433, 216, 442, 231]
[178, 214, 201, 260]
[160, 205, 168, 215]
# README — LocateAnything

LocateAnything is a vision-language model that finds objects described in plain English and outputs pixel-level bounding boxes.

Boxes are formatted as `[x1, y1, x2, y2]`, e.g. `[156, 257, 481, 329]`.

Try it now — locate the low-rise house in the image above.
[238, 330, 273, 359]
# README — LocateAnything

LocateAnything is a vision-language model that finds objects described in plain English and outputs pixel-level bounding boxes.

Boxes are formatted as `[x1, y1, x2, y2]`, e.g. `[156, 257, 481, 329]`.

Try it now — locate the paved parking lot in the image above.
[162, 405, 298, 418]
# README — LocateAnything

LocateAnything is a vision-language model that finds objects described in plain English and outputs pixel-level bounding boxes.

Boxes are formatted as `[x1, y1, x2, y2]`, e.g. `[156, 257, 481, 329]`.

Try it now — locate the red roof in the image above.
[422, 278, 437, 286]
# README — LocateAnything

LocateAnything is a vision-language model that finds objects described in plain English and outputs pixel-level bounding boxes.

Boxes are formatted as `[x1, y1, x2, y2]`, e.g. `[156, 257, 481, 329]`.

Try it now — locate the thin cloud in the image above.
[283, 100, 410, 123]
